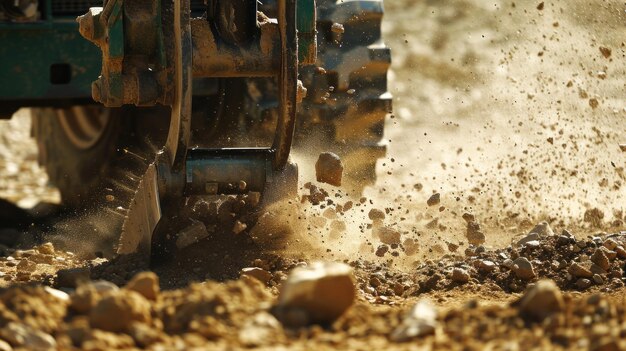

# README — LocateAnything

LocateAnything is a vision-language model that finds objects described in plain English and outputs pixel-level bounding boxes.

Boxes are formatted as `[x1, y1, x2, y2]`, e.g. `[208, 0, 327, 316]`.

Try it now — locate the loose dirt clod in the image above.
[315, 152, 344, 187]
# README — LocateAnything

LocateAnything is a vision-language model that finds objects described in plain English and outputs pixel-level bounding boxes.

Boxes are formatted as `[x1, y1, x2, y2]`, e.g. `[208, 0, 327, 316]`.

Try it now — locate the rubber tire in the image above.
[31, 107, 124, 208]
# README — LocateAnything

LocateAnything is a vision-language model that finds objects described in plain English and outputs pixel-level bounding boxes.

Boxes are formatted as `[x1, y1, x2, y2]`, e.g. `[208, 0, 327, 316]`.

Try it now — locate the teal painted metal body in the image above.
[0, 19, 101, 101]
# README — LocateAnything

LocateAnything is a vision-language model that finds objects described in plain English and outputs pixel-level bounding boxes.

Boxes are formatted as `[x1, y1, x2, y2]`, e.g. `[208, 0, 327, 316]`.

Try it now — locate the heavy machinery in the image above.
[0, 0, 391, 259]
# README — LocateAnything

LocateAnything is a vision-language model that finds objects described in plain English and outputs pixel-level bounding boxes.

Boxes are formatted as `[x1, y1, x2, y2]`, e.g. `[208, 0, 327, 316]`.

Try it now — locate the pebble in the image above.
[568, 262, 593, 278]
[512, 257, 535, 280]
[0, 322, 56, 350]
[426, 193, 440, 206]
[315, 152, 343, 187]
[368, 209, 386, 221]
[576, 278, 592, 290]
[451, 268, 470, 284]
[479, 260, 497, 273]
[592, 274, 604, 285]
[176, 220, 209, 249]
[233, 221, 248, 235]
[528, 221, 554, 237]
[390, 300, 438, 342]
[517, 280, 564, 321]
[277, 262, 355, 325]
[517, 233, 540, 246]
[375, 226, 402, 245]
[44, 286, 70, 302]
[125, 272, 160, 300]
[590, 249, 610, 271]
[241, 267, 273, 284]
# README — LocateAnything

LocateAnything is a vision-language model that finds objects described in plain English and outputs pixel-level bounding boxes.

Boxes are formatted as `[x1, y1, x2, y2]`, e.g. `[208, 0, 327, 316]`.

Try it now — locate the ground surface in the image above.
[0, 0, 625, 350]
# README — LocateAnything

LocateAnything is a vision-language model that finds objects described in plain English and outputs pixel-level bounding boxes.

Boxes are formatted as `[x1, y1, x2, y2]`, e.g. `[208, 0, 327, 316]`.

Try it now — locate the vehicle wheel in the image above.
[31, 106, 124, 208]
[297, 0, 392, 193]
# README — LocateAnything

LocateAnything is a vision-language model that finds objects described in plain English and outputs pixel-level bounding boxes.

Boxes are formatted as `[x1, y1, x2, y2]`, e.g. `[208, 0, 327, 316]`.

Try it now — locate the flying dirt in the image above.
[0, 0, 625, 350]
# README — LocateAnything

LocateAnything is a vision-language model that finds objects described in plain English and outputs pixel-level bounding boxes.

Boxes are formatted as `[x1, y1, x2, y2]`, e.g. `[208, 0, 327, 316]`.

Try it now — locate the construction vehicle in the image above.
[0, 0, 391, 259]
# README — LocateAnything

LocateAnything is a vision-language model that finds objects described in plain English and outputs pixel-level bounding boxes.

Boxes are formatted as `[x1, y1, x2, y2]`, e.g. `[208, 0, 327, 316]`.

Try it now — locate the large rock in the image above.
[125, 272, 160, 300]
[277, 262, 355, 325]
[390, 300, 438, 342]
[516, 280, 564, 321]
[89, 291, 151, 332]
[0, 322, 56, 350]
[315, 152, 344, 187]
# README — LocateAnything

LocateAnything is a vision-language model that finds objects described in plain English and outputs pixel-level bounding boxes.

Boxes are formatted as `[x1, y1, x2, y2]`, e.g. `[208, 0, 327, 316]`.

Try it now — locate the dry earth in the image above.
[0, 0, 625, 350]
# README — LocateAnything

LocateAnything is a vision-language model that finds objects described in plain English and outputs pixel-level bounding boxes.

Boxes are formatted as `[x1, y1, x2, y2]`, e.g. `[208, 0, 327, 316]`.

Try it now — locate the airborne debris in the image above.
[315, 152, 344, 187]
[426, 193, 440, 206]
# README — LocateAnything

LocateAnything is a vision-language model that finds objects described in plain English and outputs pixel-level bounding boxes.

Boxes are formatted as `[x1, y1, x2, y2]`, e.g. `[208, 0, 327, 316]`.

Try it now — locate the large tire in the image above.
[297, 0, 392, 193]
[31, 106, 124, 208]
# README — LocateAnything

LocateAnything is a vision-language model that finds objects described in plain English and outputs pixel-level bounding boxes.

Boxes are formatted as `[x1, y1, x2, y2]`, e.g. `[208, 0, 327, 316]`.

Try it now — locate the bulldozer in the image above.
[0, 0, 391, 259]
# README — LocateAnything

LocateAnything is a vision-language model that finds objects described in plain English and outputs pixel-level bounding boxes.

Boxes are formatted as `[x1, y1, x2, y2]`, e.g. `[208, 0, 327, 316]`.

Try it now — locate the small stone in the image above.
[176, 220, 209, 249]
[528, 221, 554, 237]
[277, 262, 355, 325]
[576, 278, 592, 290]
[0, 322, 56, 350]
[615, 246, 626, 259]
[603, 239, 618, 250]
[44, 286, 70, 302]
[590, 249, 610, 271]
[56, 267, 91, 288]
[233, 220, 248, 235]
[451, 268, 470, 284]
[315, 152, 343, 187]
[390, 300, 438, 342]
[462, 213, 475, 223]
[375, 244, 389, 257]
[592, 274, 604, 285]
[512, 257, 535, 280]
[331, 22, 345, 34]
[516, 280, 564, 321]
[426, 193, 440, 206]
[37, 242, 55, 255]
[467, 230, 486, 246]
[479, 260, 497, 273]
[375, 226, 401, 245]
[238, 312, 281, 347]
[569, 262, 593, 278]
[517, 233, 540, 246]
[241, 267, 272, 284]
[0, 339, 11, 351]
[125, 272, 159, 300]
[89, 291, 151, 332]
[368, 209, 386, 221]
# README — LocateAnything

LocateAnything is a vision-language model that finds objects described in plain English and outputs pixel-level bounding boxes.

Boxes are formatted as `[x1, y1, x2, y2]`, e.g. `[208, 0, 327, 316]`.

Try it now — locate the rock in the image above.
[315, 152, 343, 186]
[390, 300, 438, 342]
[44, 286, 70, 302]
[467, 230, 486, 246]
[426, 193, 440, 206]
[368, 209, 386, 221]
[375, 226, 401, 245]
[233, 220, 248, 234]
[528, 221, 554, 237]
[176, 220, 209, 249]
[590, 249, 610, 271]
[592, 274, 604, 285]
[615, 246, 626, 259]
[89, 291, 152, 332]
[0, 340, 11, 351]
[37, 242, 55, 255]
[462, 213, 475, 223]
[568, 262, 593, 278]
[516, 280, 564, 321]
[90, 280, 120, 294]
[512, 257, 535, 280]
[479, 260, 497, 273]
[451, 268, 470, 284]
[241, 267, 272, 284]
[576, 278, 592, 290]
[0, 322, 56, 350]
[125, 272, 159, 300]
[603, 239, 618, 250]
[56, 267, 91, 288]
[277, 262, 355, 325]
[517, 232, 540, 246]
[375, 244, 389, 257]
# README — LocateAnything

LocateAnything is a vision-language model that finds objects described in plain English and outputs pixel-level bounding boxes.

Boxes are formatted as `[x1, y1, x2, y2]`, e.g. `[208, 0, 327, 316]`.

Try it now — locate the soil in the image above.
[0, 0, 625, 349]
